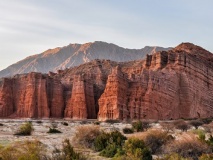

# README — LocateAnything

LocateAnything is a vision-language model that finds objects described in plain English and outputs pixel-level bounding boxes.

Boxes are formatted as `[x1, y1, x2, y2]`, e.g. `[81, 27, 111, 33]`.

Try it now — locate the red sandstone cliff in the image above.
[0, 43, 212, 120]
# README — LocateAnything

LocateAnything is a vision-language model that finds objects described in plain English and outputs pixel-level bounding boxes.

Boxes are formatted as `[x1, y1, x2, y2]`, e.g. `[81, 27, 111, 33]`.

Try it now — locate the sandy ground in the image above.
[0, 119, 133, 160]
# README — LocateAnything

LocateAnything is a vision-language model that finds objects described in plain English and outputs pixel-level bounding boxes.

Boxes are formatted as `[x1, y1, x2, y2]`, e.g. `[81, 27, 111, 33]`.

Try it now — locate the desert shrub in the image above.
[110, 130, 127, 146]
[105, 119, 120, 124]
[74, 125, 101, 148]
[61, 122, 68, 126]
[35, 120, 43, 124]
[160, 122, 174, 132]
[164, 134, 211, 159]
[14, 122, 34, 136]
[123, 138, 152, 160]
[0, 140, 48, 160]
[94, 121, 100, 125]
[131, 120, 151, 132]
[47, 128, 62, 133]
[94, 132, 110, 151]
[173, 120, 190, 132]
[0, 123, 3, 126]
[143, 130, 174, 154]
[199, 154, 213, 160]
[201, 118, 212, 124]
[132, 121, 143, 132]
[157, 153, 187, 160]
[100, 142, 118, 158]
[52, 139, 86, 160]
[141, 120, 151, 131]
[94, 130, 127, 157]
[51, 122, 58, 128]
[123, 127, 134, 134]
[206, 135, 213, 147]
[189, 119, 204, 129]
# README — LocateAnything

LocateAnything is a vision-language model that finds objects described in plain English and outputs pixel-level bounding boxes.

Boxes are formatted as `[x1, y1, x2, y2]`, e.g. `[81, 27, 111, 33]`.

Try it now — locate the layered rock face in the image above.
[0, 43, 212, 120]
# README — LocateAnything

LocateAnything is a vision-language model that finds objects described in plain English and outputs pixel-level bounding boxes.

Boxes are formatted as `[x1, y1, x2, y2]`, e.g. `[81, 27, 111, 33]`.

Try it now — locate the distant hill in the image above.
[0, 41, 171, 78]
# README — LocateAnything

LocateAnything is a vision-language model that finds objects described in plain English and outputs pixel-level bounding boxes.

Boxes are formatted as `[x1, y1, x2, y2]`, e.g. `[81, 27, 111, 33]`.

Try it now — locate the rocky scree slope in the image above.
[0, 43, 212, 120]
[0, 41, 171, 78]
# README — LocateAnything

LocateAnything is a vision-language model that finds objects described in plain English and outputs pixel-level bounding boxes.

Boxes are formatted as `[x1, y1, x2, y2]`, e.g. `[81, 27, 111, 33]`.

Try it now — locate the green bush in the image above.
[94, 132, 110, 151]
[124, 138, 152, 160]
[123, 127, 134, 134]
[100, 142, 118, 158]
[94, 131, 127, 158]
[47, 128, 62, 134]
[132, 121, 143, 132]
[14, 122, 34, 136]
[52, 139, 86, 160]
[110, 130, 127, 146]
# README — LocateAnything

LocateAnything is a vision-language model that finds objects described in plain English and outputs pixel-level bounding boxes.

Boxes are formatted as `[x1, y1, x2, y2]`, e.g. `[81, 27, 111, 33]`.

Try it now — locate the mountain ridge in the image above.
[0, 41, 171, 78]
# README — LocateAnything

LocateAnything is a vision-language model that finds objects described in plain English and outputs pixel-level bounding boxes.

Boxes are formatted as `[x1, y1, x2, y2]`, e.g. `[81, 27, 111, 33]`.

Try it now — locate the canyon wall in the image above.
[0, 43, 212, 120]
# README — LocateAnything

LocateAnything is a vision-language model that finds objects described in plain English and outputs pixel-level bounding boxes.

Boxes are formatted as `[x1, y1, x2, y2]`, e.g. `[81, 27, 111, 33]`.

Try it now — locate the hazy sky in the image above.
[0, 0, 212, 70]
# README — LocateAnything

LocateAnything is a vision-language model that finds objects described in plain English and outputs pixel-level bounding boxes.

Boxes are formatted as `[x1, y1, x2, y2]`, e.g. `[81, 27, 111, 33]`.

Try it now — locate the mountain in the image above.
[0, 41, 171, 78]
[0, 43, 212, 120]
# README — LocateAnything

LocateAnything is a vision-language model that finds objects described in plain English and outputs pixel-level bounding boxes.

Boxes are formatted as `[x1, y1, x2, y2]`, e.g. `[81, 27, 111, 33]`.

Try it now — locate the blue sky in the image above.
[0, 0, 212, 70]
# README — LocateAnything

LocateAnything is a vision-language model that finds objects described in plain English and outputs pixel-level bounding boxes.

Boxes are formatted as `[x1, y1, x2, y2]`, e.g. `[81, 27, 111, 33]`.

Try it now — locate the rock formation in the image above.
[0, 43, 212, 120]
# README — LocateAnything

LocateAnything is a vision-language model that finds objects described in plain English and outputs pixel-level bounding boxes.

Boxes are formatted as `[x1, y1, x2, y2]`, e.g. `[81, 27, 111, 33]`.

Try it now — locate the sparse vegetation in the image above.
[0, 140, 47, 160]
[14, 122, 34, 136]
[160, 122, 174, 132]
[47, 128, 62, 134]
[123, 127, 134, 134]
[35, 120, 43, 124]
[189, 119, 204, 129]
[201, 118, 213, 124]
[94, 130, 127, 157]
[132, 121, 143, 132]
[105, 119, 120, 124]
[199, 154, 213, 160]
[52, 139, 86, 160]
[123, 138, 152, 160]
[173, 120, 190, 132]
[142, 130, 174, 154]
[73, 125, 101, 148]
[164, 134, 211, 159]
[157, 153, 187, 160]
[61, 122, 68, 126]
[94, 121, 100, 125]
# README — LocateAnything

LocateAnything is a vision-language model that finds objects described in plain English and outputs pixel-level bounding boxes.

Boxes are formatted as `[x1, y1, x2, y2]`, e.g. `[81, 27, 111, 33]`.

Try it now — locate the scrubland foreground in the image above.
[0, 118, 212, 160]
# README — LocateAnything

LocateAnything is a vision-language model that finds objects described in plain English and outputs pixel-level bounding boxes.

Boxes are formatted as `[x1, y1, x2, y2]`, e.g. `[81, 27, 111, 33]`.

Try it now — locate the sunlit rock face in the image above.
[0, 43, 212, 120]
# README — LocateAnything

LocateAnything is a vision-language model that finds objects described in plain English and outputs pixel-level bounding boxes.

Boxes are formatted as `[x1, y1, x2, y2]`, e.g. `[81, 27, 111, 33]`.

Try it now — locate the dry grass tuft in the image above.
[73, 125, 101, 148]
